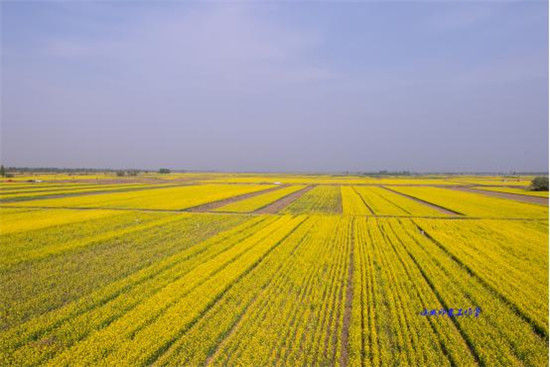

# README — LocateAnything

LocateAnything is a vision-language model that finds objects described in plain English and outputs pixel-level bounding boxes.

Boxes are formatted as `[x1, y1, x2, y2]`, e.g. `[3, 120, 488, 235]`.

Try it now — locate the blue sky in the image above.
[1, 1, 548, 172]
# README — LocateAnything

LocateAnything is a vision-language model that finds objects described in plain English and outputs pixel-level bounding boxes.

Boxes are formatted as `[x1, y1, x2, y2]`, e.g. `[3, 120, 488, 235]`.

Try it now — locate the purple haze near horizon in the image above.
[1, 1, 548, 172]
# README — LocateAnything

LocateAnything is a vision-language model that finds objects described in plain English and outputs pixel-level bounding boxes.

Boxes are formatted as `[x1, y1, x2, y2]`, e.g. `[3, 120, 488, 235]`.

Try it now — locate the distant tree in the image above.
[128, 170, 139, 176]
[0, 165, 5, 177]
[116, 170, 126, 177]
[159, 168, 171, 174]
[530, 176, 548, 191]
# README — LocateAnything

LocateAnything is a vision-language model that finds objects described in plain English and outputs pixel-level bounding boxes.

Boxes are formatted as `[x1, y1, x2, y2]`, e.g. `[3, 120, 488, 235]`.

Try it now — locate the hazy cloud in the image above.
[1, 1, 547, 172]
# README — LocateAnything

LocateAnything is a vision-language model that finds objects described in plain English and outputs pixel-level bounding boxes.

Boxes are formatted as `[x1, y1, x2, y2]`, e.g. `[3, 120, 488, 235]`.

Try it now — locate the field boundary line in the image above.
[251, 185, 308, 213]
[327, 222, 349, 362]
[447, 186, 548, 206]
[1, 204, 547, 221]
[0, 205, 193, 213]
[352, 187, 375, 215]
[380, 186, 463, 216]
[339, 218, 355, 367]
[185, 185, 289, 212]
[370, 186, 412, 215]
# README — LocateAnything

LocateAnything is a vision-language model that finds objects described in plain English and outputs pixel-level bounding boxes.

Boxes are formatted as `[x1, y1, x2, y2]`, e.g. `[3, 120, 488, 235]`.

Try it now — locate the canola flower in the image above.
[0, 180, 547, 367]
[388, 186, 548, 218]
[283, 185, 342, 214]
[473, 186, 549, 198]
[215, 185, 306, 213]
[0, 183, 172, 201]
[3, 184, 273, 210]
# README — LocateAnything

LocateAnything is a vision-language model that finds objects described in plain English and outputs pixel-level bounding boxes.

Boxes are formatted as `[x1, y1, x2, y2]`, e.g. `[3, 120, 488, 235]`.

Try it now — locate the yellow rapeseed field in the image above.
[0, 175, 547, 366]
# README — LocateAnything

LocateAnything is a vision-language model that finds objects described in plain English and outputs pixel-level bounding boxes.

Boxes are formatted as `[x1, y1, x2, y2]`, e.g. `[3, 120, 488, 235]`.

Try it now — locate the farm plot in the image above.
[0, 215, 304, 366]
[282, 185, 342, 214]
[0, 182, 108, 191]
[446, 176, 533, 187]
[0, 183, 171, 201]
[0, 207, 119, 235]
[349, 217, 548, 367]
[0, 210, 249, 332]
[2, 184, 273, 210]
[413, 218, 548, 334]
[199, 216, 350, 366]
[214, 185, 306, 213]
[0, 183, 95, 192]
[353, 186, 406, 216]
[388, 186, 548, 218]
[341, 186, 450, 217]
[370, 186, 452, 216]
[473, 186, 549, 198]
[341, 186, 372, 215]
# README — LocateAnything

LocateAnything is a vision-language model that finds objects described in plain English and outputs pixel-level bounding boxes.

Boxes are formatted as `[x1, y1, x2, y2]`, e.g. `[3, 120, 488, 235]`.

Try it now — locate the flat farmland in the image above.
[0, 175, 547, 366]
[2, 184, 274, 210]
[0, 183, 175, 202]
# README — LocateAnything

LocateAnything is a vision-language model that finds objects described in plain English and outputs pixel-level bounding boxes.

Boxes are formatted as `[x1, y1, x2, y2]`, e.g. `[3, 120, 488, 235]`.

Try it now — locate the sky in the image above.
[1, 1, 548, 172]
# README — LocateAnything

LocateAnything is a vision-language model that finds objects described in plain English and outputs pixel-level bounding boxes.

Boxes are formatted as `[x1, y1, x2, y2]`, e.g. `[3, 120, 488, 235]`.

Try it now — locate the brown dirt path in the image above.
[185, 185, 289, 212]
[3, 204, 547, 221]
[254, 185, 314, 214]
[380, 186, 463, 216]
[449, 187, 548, 206]
[339, 219, 355, 367]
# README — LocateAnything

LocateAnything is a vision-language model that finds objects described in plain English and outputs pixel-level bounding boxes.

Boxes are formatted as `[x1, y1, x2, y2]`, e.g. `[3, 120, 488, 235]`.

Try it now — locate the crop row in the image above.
[0, 209, 171, 268]
[349, 218, 474, 366]
[0, 211, 249, 333]
[376, 218, 546, 366]
[211, 216, 349, 366]
[283, 185, 342, 214]
[37, 215, 304, 366]
[341, 186, 446, 217]
[413, 218, 548, 334]
[150, 216, 323, 366]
